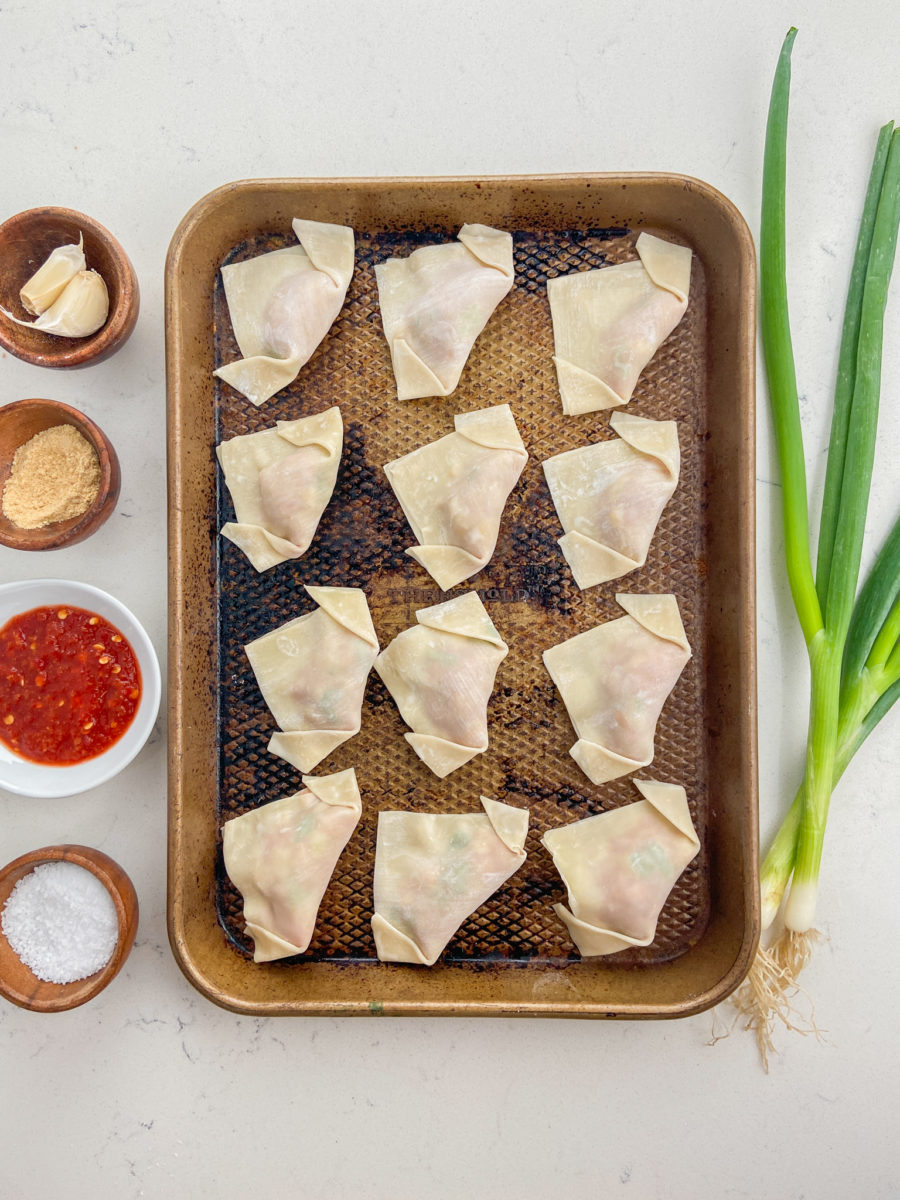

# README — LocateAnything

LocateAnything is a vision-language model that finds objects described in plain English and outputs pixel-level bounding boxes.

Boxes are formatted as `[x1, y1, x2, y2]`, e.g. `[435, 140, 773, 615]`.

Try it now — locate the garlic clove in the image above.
[35, 269, 109, 336]
[1, 268, 109, 338]
[19, 235, 86, 316]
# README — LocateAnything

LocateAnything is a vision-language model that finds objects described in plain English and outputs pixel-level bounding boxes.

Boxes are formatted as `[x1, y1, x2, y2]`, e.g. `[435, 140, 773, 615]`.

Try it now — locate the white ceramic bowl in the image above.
[0, 579, 161, 798]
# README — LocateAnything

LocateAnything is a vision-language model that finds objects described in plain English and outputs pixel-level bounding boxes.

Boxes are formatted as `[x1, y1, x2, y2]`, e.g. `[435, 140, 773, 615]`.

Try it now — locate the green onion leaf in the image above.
[821, 129, 900, 644]
[760, 27, 822, 647]
[816, 122, 895, 613]
[843, 514, 900, 683]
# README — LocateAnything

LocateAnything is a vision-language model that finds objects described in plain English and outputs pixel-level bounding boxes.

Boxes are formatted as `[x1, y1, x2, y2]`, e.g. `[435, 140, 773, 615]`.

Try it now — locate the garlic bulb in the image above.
[2, 268, 109, 338]
[19, 235, 86, 315]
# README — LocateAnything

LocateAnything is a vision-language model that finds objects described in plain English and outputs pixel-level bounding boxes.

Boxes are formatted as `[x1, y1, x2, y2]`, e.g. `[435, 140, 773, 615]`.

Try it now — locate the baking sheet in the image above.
[166, 175, 758, 1016]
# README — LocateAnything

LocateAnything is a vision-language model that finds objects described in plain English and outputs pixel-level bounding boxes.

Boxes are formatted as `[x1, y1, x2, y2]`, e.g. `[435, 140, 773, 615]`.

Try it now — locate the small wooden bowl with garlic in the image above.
[0, 207, 139, 368]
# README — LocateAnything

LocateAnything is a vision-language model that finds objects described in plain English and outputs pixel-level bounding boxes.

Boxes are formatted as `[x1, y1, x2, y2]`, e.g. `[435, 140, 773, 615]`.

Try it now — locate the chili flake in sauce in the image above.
[0, 606, 142, 764]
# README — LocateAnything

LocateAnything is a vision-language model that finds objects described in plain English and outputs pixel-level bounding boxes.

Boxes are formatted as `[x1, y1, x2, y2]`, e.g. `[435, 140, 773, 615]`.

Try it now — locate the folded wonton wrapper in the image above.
[216, 406, 342, 572]
[372, 796, 529, 965]
[223, 767, 362, 962]
[542, 412, 680, 589]
[215, 218, 355, 406]
[548, 232, 692, 415]
[542, 778, 700, 956]
[375, 223, 514, 400]
[374, 591, 507, 778]
[383, 403, 528, 591]
[542, 593, 691, 784]
[245, 585, 379, 773]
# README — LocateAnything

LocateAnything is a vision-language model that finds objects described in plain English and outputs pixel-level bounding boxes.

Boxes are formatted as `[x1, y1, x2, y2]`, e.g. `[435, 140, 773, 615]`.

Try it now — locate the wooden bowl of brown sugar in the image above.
[0, 207, 139, 368]
[0, 399, 120, 551]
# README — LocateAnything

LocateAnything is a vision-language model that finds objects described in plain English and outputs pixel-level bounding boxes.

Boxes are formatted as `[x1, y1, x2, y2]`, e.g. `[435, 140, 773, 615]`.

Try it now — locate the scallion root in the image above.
[730, 931, 825, 1071]
[771, 926, 824, 977]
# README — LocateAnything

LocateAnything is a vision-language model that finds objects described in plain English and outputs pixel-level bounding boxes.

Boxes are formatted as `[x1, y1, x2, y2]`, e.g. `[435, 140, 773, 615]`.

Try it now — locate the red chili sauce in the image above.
[0, 605, 142, 765]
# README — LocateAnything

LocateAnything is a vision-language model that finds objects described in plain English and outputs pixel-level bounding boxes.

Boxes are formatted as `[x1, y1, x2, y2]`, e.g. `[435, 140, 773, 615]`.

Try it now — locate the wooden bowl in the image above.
[0, 845, 139, 1012]
[0, 398, 120, 550]
[0, 207, 139, 368]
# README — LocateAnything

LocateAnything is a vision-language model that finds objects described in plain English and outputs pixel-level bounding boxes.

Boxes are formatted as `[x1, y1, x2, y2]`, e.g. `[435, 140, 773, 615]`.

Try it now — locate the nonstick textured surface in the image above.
[212, 224, 710, 967]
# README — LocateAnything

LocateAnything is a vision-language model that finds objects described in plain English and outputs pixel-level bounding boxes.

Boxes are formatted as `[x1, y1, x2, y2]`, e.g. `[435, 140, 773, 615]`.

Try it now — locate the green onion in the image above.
[759, 513, 900, 926]
[739, 29, 900, 1060]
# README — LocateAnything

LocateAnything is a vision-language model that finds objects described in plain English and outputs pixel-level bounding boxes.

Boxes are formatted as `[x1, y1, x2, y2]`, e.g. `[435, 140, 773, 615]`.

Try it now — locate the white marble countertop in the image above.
[2, 2, 898, 1197]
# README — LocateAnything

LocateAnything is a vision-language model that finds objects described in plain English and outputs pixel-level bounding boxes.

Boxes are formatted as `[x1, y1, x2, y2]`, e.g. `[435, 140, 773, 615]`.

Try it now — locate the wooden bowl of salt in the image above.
[0, 845, 139, 1013]
[0, 398, 120, 550]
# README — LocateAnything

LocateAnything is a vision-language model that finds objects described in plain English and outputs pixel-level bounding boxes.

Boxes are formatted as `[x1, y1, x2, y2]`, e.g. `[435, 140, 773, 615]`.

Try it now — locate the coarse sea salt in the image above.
[2, 860, 118, 984]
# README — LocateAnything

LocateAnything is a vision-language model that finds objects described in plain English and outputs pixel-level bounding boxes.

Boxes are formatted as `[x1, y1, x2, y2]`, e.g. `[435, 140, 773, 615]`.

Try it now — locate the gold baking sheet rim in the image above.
[165, 174, 758, 1017]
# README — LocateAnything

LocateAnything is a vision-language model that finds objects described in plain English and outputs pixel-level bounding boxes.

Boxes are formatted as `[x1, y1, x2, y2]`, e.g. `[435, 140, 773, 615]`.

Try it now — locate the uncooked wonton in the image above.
[215, 218, 354, 406]
[542, 593, 691, 784]
[383, 403, 528, 591]
[375, 223, 514, 400]
[372, 796, 529, 965]
[548, 232, 692, 415]
[216, 406, 342, 572]
[223, 767, 362, 962]
[245, 585, 379, 773]
[374, 591, 508, 778]
[542, 411, 680, 588]
[542, 778, 700, 956]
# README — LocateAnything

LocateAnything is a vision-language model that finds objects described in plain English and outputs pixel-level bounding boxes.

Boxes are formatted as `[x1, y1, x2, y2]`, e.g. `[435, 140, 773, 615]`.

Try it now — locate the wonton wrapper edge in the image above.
[404, 733, 481, 779]
[457, 224, 516, 276]
[614, 592, 690, 652]
[480, 794, 529, 855]
[371, 913, 432, 966]
[414, 589, 507, 649]
[305, 583, 379, 650]
[301, 766, 363, 815]
[635, 231, 691, 302]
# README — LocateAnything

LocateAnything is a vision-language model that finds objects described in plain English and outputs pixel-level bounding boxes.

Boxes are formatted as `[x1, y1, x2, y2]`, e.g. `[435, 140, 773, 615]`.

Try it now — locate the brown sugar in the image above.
[2, 424, 100, 529]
